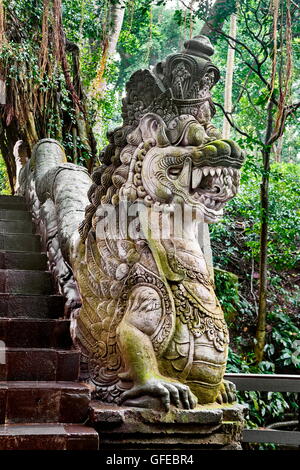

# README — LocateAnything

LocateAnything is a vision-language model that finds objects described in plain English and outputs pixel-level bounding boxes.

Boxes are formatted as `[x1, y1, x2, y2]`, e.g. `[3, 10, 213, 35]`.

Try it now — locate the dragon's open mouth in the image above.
[143, 138, 244, 223]
[191, 166, 240, 211]
[168, 163, 241, 215]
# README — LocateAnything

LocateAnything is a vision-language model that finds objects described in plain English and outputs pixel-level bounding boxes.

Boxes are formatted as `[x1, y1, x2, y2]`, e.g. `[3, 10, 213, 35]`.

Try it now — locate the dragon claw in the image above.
[119, 377, 198, 411]
[216, 380, 237, 404]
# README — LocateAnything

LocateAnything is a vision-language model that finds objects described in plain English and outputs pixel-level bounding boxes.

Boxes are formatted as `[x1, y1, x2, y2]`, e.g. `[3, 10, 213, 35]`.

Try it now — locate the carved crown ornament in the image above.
[122, 35, 220, 132]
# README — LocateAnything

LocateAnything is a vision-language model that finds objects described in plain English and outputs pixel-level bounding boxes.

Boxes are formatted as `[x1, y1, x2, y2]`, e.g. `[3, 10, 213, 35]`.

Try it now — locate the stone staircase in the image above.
[0, 195, 99, 450]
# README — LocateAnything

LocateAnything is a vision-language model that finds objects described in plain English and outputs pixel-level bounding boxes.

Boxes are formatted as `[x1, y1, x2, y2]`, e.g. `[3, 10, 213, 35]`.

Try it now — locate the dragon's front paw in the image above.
[119, 376, 198, 411]
[216, 380, 237, 404]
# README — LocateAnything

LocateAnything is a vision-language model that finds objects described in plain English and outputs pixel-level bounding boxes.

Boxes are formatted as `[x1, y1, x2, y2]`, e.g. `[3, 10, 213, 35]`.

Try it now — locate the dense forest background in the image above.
[0, 0, 299, 440]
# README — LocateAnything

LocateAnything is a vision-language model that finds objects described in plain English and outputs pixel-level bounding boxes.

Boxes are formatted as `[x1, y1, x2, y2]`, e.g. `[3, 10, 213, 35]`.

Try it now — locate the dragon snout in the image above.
[192, 138, 245, 170]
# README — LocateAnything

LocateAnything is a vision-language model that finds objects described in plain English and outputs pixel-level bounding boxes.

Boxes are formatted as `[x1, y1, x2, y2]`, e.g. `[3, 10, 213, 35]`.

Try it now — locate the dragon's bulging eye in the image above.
[168, 167, 182, 179]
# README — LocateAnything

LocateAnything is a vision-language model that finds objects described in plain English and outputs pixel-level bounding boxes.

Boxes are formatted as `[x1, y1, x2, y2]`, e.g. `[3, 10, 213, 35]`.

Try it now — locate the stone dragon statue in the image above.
[18, 36, 245, 411]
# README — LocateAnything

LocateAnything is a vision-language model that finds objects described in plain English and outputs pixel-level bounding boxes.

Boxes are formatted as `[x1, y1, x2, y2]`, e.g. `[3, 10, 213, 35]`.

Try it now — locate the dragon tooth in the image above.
[203, 167, 209, 177]
[192, 168, 202, 189]
[216, 168, 222, 176]
[210, 168, 215, 176]
[223, 168, 228, 176]
[178, 157, 191, 188]
[235, 170, 241, 183]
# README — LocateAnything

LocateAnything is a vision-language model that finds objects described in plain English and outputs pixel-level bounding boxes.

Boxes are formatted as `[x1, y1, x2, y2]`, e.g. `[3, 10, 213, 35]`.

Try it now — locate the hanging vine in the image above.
[271, 0, 293, 141]
[0, 0, 97, 192]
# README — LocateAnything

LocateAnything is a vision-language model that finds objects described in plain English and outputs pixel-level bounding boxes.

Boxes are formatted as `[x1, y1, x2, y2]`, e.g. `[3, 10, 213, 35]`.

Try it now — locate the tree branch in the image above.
[213, 101, 253, 139]
[267, 101, 300, 146]
[178, 0, 195, 11]
[216, 31, 279, 108]
[232, 68, 253, 112]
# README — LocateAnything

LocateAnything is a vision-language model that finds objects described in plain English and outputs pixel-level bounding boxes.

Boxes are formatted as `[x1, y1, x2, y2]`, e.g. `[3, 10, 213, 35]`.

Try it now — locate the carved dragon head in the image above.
[80, 35, 245, 239]
[119, 113, 244, 223]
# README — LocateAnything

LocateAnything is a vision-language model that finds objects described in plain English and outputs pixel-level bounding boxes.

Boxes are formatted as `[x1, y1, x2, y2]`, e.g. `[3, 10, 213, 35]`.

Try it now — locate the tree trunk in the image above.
[90, 0, 126, 99]
[200, 0, 235, 40]
[254, 99, 274, 363]
[274, 135, 283, 162]
[222, 13, 237, 139]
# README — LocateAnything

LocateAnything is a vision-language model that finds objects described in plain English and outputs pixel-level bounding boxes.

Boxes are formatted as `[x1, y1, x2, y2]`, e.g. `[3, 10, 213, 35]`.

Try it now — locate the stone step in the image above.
[89, 402, 246, 450]
[0, 294, 64, 319]
[0, 202, 27, 211]
[0, 270, 52, 295]
[0, 210, 31, 221]
[0, 382, 93, 425]
[0, 251, 47, 271]
[0, 233, 40, 252]
[0, 319, 72, 348]
[0, 423, 99, 450]
[0, 348, 79, 381]
[0, 219, 35, 234]
[0, 196, 26, 205]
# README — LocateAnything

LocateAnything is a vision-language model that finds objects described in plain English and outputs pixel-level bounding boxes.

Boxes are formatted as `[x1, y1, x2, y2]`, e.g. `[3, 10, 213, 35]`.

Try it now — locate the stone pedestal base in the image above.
[89, 401, 247, 450]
